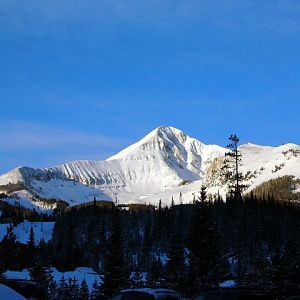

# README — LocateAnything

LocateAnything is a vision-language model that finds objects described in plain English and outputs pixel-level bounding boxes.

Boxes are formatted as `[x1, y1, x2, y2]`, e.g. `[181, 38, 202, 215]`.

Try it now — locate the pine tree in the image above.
[101, 207, 129, 299]
[27, 226, 36, 267]
[221, 134, 247, 199]
[171, 196, 175, 207]
[70, 277, 80, 299]
[65, 277, 75, 299]
[187, 186, 222, 294]
[29, 239, 53, 299]
[90, 278, 102, 300]
[48, 280, 58, 300]
[56, 276, 68, 300]
[29, 254, 53, 299]
[0, 224, 18, 269]
[153, 199, 163, 242]
[141, 214, 152, 270]
[166, 204, 186, 293]
[28, 226, 35, 248]
[79, 279, 89, 300]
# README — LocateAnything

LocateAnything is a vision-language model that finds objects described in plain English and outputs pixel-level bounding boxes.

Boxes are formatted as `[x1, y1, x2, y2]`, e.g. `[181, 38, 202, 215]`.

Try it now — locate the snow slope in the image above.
[0, 126, 300, 209]
[0, 220, 55, 243]
[0, 166, 111, 209]
[239, 143, 300, 192]
[53, 126, 226, 204]
[6, 267, 101, 292]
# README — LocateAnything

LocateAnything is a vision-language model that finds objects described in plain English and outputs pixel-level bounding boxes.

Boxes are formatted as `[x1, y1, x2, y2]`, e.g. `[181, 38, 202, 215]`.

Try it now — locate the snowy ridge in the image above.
[52, 126, 226, 204]
[0, 126, 300, 210]
[240, 143, 300, 191]
[0, 166, 111, 208]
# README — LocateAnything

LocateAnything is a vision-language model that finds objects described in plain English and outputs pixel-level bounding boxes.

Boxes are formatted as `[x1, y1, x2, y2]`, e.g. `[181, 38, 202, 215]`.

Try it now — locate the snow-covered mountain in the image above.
[0, 126, 300, 210]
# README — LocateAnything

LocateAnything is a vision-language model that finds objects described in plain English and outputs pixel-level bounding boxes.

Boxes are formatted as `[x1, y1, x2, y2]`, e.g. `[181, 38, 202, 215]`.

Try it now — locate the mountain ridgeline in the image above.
[0, 126, 300, 211]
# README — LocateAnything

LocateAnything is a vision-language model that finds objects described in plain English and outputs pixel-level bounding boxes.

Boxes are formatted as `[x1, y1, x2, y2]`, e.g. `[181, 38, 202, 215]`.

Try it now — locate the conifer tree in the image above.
[79, 279, 89, 300]
[48, 280, 58, 300]
[221, 134, 247, 199]
[29, 239, 53, 299]
[29, 254, 53, 298]
[187, 186, 222, 294]
[65, 277, 75, 299]
[70, 277, 80, 298]
[153, 199, 163, 242]
[90, 278, 102, 300]
[142, 215, 152, 270]
[101, 207, 129, 299]
[27, 226, 36, 267]
[0, 224, 18, 269]
[166, 203, 186, 293]
[28, 226, 35, 247]
[171, 196, 175, 207]
[57, 276, 67, 299]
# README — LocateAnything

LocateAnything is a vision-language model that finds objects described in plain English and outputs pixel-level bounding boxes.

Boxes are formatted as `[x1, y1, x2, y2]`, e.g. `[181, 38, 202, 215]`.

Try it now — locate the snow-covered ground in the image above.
[6, 267, 101, 291]
[2, 191, 55, 212]
[219, 280, 236, 288]
[0, 220, 55, 244]
[240, 143, 300, 191]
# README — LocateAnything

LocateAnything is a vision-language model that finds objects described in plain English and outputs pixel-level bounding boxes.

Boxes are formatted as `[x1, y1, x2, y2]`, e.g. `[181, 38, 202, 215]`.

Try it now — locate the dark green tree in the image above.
[70, 277, 80, 299]
[222, 134, 247, 199]
[29, 239, 53, 299]
[26, 226, 36, 267]
[101, 207, 129, 299]
[79, 279, 89, 300]
[187, 186, 222, 294]
[29, 254, 53, 298]
[55, 276, 69, 300]
[0, 224, 18, 269]
[166, 204, 186, 293]
[90, 278, 102, 300]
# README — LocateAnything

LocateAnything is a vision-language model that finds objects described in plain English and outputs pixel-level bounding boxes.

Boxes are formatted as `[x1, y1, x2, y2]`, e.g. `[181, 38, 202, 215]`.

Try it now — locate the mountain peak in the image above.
[107, 125, 200, 161]
[1, 125, 300, 210]
[155, 125, 184, 135]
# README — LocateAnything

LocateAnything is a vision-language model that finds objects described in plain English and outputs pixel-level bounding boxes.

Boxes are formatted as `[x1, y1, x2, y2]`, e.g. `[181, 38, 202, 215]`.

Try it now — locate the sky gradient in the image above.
[1, 1, 300, 173]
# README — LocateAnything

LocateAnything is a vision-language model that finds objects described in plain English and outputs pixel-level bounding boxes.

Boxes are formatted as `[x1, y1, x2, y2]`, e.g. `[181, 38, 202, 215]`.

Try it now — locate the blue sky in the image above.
[1, 0, 300, 173]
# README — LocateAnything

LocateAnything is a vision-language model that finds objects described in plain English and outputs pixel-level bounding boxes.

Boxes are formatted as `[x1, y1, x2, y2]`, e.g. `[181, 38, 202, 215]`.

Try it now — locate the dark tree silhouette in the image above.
[101, 207, 129, 299]
[222, 134, 247, 199]
[187, 186, 222, 295]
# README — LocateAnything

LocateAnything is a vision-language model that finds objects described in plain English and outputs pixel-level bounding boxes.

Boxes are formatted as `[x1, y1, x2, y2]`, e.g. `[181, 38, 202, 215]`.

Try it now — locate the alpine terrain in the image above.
[1, 126, 300, 211]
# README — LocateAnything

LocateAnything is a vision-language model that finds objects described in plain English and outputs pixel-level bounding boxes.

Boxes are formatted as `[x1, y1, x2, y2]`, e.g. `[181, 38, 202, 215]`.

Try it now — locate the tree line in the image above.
[0, 135, 300, 299]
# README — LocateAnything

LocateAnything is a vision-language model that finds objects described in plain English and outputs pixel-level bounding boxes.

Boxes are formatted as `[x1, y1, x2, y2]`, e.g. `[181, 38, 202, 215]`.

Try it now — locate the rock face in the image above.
[0, 126, 300, 210]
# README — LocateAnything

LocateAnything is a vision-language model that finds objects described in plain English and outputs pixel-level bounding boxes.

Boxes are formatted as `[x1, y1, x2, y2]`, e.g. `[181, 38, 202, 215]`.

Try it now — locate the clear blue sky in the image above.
[1, 1, 300, 173]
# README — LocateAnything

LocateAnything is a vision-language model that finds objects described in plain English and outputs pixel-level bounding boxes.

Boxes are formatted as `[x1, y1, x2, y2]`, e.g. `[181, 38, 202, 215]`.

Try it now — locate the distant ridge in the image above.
[0, 126, 300, 211]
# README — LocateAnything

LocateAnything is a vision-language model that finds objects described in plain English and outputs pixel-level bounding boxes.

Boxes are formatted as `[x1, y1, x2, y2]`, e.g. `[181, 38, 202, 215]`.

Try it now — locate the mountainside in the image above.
[0, 126, 300, 210]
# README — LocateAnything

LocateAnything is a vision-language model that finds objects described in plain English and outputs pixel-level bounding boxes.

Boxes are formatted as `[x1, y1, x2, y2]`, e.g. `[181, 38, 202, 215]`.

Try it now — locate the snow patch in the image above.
[0, 220, 55, 244]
